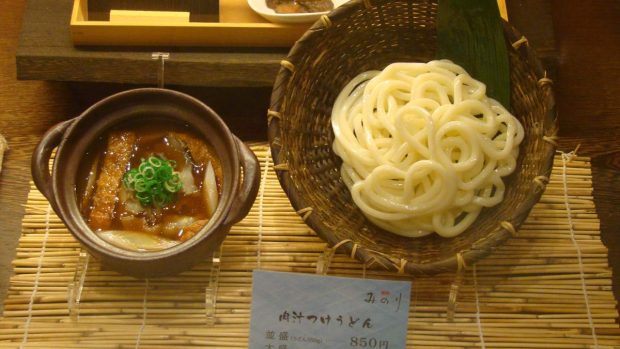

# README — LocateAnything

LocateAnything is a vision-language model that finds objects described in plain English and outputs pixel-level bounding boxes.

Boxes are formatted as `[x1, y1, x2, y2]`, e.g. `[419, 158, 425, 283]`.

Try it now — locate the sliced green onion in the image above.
[148, 157, 163, 168]
[144, 179, 157, 189]
[163, 181, 177, 193]
[138, 160, 149, 173]
[153, 192, 169, 207]
[134, 181, 147, 192]
[122, 155, 183, 208]
[169, 173, 180, 184]
[156, 166, 172, 181]
[142, 167, 156, 180]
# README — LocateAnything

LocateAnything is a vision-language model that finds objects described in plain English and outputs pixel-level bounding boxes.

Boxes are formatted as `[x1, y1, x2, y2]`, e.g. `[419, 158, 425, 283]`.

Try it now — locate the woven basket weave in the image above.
[268, 0, 557, 276]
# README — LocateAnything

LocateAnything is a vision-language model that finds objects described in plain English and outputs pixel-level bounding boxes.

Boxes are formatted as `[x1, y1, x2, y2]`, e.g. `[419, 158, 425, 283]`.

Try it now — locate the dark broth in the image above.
[76, 119, 222, 244]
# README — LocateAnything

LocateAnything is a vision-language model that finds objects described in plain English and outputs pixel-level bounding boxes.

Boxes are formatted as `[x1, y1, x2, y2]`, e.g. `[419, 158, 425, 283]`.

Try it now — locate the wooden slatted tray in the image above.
[1, 145, 619, 348]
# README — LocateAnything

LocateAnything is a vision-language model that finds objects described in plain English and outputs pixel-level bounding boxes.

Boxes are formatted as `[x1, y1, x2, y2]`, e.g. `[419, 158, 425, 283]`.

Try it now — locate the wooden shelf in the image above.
[16, 0, 557, 88]
[17, 0, 290, 87]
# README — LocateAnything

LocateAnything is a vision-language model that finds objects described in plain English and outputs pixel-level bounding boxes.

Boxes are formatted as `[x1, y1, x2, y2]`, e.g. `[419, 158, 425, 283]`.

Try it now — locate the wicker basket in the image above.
[268, 0, 557, 276]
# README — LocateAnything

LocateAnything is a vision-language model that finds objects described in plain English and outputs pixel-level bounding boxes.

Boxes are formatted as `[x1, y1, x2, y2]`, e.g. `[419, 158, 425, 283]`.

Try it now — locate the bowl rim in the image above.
[267, 0, 558, 276]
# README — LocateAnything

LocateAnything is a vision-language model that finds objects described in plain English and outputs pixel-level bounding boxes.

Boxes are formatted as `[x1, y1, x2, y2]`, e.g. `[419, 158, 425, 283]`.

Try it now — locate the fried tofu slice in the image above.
[89, 131, 136, 230]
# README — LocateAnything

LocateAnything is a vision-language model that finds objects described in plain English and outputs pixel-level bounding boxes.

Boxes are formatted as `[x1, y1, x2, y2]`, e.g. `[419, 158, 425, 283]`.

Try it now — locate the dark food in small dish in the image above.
[266, 0, 334, 13]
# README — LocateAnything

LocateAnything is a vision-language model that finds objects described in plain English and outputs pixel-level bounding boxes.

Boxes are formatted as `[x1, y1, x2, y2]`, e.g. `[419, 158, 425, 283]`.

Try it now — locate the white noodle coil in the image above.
[331, 60, 524, 238]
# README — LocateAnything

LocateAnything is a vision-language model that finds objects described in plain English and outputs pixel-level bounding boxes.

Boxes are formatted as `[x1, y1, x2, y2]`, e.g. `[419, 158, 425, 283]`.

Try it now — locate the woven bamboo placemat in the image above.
[1, 144, 619, 348]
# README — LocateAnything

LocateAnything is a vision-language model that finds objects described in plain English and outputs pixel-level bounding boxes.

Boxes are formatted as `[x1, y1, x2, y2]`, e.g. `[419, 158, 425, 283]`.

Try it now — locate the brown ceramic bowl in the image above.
[31, 88, 260, 277]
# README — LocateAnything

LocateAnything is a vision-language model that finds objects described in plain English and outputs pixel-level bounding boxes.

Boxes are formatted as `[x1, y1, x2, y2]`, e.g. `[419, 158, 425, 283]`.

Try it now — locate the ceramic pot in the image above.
[31, 88, 260, 277]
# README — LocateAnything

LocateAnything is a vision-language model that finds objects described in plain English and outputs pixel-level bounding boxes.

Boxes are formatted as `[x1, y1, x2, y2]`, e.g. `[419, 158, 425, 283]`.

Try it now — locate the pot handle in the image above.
[224, 137, 260, 226]
[31, 120, 72, 202]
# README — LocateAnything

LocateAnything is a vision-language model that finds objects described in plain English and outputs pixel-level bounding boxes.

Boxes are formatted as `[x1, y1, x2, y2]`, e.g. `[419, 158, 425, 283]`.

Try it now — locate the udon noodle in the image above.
[331, 60, 524, 238]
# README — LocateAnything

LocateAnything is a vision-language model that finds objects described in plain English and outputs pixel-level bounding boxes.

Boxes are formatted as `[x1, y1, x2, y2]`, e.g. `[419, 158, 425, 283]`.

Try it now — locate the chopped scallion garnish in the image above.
[123, 155, 183, 208]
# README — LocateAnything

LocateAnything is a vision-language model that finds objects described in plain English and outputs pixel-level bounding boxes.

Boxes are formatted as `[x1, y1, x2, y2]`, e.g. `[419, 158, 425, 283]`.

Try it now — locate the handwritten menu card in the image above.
[249, 270, 411, 349]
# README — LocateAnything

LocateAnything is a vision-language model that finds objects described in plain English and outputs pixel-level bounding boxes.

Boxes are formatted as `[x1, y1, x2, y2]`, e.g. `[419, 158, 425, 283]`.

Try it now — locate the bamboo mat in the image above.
[1, 144, 619, 348]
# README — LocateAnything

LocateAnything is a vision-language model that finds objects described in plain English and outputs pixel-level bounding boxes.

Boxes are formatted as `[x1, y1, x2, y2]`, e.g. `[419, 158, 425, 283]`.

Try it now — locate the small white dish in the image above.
[248, 0, 348, 24]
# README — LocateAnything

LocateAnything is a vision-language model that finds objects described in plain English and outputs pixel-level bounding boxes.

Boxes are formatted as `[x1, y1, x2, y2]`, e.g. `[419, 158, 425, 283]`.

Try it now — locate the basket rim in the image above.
[268, 0, 558, 276]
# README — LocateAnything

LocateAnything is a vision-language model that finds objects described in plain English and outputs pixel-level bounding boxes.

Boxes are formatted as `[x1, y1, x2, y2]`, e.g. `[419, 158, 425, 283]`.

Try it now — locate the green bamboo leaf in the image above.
[437, 0, 510, 109]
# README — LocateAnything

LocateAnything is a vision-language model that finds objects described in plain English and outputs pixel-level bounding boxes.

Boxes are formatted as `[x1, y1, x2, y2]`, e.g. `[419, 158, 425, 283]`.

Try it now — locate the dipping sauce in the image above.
[77, 120, 223, 251]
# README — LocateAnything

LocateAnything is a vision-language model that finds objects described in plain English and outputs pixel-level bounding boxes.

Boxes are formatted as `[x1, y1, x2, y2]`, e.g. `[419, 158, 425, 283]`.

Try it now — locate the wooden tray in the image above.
[71, 0, 508, 48]
[70, 0, 310, 47]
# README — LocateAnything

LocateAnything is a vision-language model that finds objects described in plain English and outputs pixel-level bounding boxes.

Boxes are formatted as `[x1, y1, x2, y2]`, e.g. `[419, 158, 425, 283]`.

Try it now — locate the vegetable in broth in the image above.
[77, 121, 223, 252]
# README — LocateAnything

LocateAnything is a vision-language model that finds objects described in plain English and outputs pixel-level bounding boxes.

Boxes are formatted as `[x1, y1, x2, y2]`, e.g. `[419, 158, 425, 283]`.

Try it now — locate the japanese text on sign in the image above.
[248, 270, 411, 349]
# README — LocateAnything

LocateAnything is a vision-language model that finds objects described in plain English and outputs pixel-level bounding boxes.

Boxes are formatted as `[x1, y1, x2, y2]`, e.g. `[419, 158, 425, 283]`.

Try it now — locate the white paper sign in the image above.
[249, 270, 411, 349]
